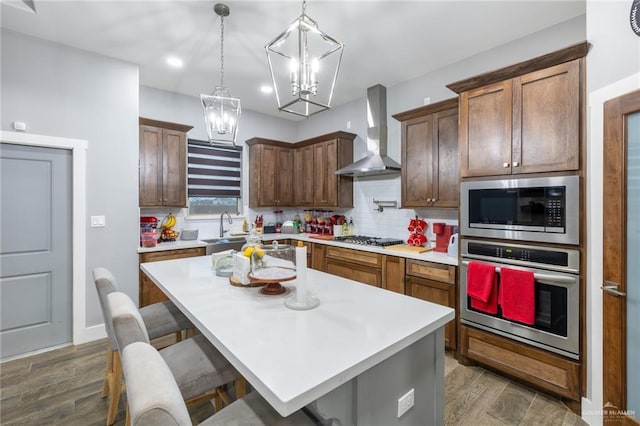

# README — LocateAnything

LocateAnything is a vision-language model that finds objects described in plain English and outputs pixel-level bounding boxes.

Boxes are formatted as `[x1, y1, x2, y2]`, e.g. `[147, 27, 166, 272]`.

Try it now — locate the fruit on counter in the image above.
[160, 228, 179, 241]
[161, 213, 177, 229]
[243, 246, 264, 258]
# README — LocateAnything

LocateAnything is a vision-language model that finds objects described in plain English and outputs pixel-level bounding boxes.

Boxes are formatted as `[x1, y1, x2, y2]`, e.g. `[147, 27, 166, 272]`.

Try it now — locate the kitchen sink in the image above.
[202, 237, 246, 255]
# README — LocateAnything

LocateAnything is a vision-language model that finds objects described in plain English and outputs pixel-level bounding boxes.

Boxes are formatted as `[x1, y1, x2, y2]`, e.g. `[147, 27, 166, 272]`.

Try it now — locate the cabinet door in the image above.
[401, 115, 434, 207]
[139, 125, 163, 206]
[294, 145, 314, 206]
[460, 81, 513, 177]
[258, 145, 278, 207]
[382, 255, 405, 294]
[276, 146, 294, 206]
[512, 60, 580, 174]
[323, 139, 339, 207]
[162, 129, 187, 207]
[407, 276, 456, 350]
[433, 108, 459, 207]
[313, 142, 329, 206]
[311, 243, 326, 272]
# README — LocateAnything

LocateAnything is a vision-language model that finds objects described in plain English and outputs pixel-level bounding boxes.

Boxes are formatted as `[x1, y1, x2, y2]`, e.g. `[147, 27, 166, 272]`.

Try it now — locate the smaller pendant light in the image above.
[265, 0, 344, 118]
[201, 3, 241, 146]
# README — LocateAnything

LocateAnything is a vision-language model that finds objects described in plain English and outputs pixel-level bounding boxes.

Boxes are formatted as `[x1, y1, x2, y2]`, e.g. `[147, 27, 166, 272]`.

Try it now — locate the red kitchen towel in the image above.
[467, 261, 495, 302]
[499, 267, 535, 325]
[467, 262, 499, 315]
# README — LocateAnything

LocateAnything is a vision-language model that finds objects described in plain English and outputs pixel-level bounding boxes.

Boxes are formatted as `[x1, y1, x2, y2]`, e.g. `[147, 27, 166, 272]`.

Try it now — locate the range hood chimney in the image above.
[335, 84, 401, 177]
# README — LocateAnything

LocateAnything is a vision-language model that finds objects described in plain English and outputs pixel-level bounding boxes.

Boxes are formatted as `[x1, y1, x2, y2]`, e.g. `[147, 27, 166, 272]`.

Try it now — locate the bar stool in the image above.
[121, 341, 316, 426]
[108, 291, 242, 421]
[93, 267, 194, 425]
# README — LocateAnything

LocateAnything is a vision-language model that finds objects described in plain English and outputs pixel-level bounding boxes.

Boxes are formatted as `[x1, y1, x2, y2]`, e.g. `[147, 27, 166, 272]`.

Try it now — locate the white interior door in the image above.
[0, 143, 72, 359]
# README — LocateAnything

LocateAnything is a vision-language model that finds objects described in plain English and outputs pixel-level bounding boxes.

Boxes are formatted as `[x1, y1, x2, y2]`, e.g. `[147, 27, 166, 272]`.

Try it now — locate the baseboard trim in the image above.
[582, 397, 603, 426]
[73, 324, 107, 345]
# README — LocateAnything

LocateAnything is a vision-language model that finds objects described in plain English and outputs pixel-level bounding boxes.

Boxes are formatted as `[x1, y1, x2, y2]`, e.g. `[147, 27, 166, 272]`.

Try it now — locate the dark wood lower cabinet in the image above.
[326, 259, 382, 287]
[406, 276, 456, 350]
[459, 325, 581, 402]
[382, 255, 405, 294]
[311, 243, 326, 272]
[139, 247, 205, 307]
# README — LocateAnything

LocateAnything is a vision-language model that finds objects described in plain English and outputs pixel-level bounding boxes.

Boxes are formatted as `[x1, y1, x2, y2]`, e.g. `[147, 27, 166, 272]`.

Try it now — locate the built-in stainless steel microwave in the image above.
[460, 175, 579, 245]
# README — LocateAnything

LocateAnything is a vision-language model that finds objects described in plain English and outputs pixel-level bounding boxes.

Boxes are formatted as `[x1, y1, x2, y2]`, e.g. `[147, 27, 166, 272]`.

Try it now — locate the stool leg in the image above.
[235, 377, 247, 399]
[102, 344, 113, 398]
[125, 403, 131, 426]
[106, 351, 122, 426]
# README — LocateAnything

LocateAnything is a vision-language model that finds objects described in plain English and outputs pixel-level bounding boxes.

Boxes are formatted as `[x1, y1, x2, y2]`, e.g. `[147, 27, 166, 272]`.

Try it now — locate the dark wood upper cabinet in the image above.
[394, 98, 459, 208]
[448, 42, 589, 178]
[247, 139, 294, 207]
[294, 145, 314, 206]
[249, 131, 355, 208]
[139, 117, 192, 207]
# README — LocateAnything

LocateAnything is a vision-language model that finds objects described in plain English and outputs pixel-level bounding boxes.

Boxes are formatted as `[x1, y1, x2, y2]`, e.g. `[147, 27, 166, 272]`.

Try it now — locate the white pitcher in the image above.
[447, 233, 459, 257]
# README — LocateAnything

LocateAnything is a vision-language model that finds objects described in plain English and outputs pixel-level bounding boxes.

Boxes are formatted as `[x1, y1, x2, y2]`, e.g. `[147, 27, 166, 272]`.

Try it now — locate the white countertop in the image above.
[137, 239, 206, 253]
[141, 255, 454, 416]
[136, 233, 458, 266]
[262, 233, 459, 266]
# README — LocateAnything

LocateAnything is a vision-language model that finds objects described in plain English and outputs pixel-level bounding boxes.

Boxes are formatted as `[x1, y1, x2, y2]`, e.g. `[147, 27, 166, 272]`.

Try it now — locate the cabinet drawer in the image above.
[460, 325, 580, 401]
[325, 246, 381, 268]
[326, 259, 381, 287]
[406, 259, 455, 284]
[140, 247, 205, 263]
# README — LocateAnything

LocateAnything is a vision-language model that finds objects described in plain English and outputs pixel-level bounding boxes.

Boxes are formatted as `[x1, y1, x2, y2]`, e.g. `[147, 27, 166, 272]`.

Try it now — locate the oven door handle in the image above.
[461, 261, 576, 285]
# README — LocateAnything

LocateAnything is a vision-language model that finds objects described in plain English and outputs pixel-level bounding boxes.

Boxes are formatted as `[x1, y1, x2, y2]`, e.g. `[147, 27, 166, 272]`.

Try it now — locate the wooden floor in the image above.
[0, 339, 586, 425]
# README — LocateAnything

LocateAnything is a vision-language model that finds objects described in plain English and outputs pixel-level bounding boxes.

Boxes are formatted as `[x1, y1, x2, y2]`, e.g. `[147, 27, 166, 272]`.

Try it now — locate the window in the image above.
[187, 139, 242, 216]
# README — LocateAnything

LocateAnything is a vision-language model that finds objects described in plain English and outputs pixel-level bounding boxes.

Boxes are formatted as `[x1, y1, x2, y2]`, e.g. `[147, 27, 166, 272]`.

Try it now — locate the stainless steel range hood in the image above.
[335, 84, 401, 177]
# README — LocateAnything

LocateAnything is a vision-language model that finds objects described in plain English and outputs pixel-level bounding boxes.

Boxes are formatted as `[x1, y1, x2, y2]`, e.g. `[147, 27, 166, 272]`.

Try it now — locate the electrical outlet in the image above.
[397, 388, 414, 418]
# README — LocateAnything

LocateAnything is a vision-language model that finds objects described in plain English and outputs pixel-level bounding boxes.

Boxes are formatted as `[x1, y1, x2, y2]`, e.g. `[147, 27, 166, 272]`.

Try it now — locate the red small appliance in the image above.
[433, 223, 454, 252]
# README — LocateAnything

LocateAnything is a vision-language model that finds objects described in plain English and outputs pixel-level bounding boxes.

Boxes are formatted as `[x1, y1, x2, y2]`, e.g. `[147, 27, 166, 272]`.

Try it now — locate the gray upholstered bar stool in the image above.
[121, 341, 316, 426]
[108, 291, 242, 422]
[93, 267, 194, 425]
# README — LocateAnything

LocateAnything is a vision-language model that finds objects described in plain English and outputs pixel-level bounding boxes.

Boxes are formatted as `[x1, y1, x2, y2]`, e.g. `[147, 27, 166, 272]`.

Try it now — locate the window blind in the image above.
[187, 139, 242, 198]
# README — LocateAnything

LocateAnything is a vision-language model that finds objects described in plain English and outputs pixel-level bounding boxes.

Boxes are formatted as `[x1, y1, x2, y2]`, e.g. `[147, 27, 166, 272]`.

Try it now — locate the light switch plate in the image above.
[90, 215, 106, 227]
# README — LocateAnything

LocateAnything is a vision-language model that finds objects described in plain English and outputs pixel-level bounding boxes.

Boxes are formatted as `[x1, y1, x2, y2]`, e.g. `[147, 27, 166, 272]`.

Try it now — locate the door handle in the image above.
[602, 281, 626, 297]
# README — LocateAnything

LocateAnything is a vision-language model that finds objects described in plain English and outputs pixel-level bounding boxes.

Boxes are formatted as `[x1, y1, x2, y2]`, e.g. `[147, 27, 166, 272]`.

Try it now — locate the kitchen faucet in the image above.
[219, 211, 233, 237]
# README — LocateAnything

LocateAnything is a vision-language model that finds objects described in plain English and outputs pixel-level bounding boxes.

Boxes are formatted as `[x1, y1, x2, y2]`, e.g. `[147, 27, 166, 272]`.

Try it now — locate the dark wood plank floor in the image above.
[1, 339, 586, 425]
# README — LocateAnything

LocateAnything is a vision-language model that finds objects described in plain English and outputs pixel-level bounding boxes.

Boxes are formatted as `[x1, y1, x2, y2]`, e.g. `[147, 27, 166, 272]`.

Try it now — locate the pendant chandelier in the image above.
[201, 3, 241, 146]
[265, 0, 344, 118]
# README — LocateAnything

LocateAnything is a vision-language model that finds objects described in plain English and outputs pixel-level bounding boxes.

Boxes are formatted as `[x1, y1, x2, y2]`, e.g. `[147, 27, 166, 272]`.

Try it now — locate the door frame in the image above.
[585, 73, 640, 423]
[603, 87, 640, 423]
[0, 131, 90, 346]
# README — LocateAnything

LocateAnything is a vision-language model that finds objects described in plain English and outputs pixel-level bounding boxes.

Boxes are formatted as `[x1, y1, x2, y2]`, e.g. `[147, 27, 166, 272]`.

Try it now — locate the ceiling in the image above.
[1, 1, 585, 120]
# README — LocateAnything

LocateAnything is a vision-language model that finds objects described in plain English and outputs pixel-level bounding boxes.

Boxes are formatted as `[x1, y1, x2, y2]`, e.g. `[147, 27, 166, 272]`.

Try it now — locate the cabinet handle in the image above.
[503, 162, 510, 168]
[513, 161, 520, 167]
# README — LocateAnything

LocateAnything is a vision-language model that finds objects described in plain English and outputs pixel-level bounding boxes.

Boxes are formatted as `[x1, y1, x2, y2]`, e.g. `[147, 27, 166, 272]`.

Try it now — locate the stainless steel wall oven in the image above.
[460, 239, 580, 359]
[460, 175, 580, 245]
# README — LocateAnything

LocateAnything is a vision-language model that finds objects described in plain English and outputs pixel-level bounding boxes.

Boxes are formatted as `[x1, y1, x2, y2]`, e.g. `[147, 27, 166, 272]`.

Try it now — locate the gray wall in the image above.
[296, 15, 587, 164]
[140, 86, 297, 143]
[587, 0, 640, 92]
[1, 29, 139, 327]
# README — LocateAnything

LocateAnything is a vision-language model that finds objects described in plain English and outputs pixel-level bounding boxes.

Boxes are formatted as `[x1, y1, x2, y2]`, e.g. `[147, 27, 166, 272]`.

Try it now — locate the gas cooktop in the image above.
[334, 235, 404, 247]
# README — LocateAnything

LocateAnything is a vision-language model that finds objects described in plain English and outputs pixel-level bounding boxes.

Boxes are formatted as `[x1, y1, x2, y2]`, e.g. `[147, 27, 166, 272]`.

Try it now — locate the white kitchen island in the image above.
[141, 255, 454, 426]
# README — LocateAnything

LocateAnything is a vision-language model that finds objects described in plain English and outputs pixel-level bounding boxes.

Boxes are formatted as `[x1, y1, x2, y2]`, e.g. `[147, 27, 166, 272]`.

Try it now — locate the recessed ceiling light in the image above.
[260, 85, 274, 94]
[166, 56, 183, 68]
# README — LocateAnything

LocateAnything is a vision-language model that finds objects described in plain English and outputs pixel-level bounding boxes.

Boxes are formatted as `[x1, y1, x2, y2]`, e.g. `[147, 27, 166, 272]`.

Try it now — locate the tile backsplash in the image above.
[141, 175, 458, 246]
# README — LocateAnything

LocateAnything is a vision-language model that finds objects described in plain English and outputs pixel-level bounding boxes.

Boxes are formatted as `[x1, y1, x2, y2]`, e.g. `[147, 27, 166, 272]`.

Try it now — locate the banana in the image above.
[161, 213, 177, 229]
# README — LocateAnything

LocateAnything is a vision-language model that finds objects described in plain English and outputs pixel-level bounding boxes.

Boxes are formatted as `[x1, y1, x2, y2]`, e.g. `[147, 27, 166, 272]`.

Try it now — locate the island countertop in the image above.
[140, 255, 454, 417]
